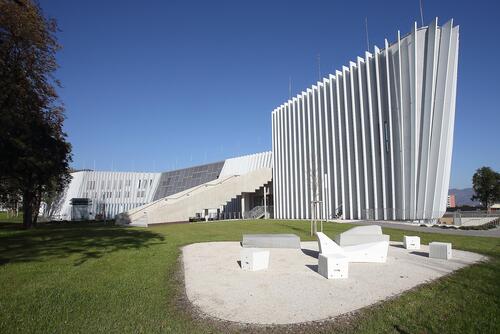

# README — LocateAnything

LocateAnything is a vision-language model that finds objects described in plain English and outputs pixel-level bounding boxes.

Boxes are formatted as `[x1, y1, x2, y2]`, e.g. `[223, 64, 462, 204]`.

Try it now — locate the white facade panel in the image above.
[272, 19, 459, 221]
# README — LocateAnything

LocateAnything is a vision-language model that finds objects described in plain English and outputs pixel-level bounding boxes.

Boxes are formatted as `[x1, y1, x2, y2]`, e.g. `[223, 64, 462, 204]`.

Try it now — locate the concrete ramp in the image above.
[118, 168, 272, 225]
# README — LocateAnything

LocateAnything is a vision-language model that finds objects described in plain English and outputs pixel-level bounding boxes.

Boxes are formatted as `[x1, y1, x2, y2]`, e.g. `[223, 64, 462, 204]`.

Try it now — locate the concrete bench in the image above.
[334, 225, 390, 246]
[403, 236, 421, 250]
[240, 248, 270, 271]
[242, 234, 301, 249]
[318, 253, 349, 279]
[317, 232, 389, 263]
[429, 242, 452, 260]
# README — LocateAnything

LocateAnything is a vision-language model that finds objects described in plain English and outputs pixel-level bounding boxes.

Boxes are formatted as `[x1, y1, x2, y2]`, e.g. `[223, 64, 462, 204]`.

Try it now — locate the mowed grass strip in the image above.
[0, 219, 499, 333]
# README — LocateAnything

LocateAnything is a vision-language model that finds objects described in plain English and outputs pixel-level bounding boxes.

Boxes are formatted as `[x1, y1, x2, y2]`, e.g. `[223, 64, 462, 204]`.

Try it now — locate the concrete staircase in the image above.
[116, 168, 272, 225]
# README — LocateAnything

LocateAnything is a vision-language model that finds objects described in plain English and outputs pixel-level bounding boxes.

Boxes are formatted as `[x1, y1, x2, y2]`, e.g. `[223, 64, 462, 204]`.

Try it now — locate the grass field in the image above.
[0, 218, 499, 333]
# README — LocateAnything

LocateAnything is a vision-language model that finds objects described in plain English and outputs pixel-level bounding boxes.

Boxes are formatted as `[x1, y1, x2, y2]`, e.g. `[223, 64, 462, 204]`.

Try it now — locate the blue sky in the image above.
[40, 0, 499, 189]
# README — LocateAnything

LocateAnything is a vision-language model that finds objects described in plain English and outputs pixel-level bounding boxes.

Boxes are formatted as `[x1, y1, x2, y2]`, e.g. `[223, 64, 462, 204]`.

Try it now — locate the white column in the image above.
[335, 71, 346, 219]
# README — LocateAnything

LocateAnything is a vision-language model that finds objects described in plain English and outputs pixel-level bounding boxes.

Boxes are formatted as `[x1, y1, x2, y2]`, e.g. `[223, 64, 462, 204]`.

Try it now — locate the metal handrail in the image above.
[245, 205, 265, 219]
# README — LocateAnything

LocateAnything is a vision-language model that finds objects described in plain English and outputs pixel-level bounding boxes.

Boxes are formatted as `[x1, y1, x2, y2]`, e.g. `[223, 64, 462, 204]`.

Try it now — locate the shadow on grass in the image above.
[0, 222, 24, 230]
[0, 221, 165, 266]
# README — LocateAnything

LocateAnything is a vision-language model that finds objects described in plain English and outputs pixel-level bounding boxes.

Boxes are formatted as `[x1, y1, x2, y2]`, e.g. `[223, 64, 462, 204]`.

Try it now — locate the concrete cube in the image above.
[403, 236, 421, 250]
[318, 253, 349, 279]
[240, 248, 270, 271]
[429, 242, 452, 260]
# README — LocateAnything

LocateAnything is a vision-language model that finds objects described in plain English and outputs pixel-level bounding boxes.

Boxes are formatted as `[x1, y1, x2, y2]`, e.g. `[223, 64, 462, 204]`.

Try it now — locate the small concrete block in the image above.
[403, 236, 420, 250]
[240, 248, 270, 271]
[318, 253, 349, 279]
[429, 242, 452, 260]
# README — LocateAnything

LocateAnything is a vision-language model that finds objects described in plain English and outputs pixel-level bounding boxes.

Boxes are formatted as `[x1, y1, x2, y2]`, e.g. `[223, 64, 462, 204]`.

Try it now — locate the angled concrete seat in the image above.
[340, 225, 383, 235]
[317, 232, 388, 263]
[334, 225, 390, 246]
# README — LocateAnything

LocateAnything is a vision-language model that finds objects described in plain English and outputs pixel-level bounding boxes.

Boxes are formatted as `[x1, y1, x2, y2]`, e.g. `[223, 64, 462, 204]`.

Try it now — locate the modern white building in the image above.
[272, 18, 459, 221]
[52, 19, 458, 225]
[52, 152, 273, 223]
[50, 171, 162, 220]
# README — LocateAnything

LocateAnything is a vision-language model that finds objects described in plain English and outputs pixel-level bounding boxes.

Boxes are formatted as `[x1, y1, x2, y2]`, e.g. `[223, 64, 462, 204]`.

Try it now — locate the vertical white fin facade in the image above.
[272, 19, 459, 221]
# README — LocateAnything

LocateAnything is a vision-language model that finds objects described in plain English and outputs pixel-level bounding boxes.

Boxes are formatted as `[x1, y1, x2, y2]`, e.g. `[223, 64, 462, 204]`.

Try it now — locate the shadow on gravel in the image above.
[301, 248, 319, 259]
[410, 251, 429, 258]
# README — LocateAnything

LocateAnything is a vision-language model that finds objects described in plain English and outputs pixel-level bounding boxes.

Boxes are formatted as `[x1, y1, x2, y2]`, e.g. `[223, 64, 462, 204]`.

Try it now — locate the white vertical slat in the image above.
[272, 110, 277, 219]
[310, 86, 319, 218]
[301, 92, 309, 218]
[328, 74, 339, 214]
[288, 101, 295, 219]
[365, 52, 379, 220]
[292, 97, 299, 218]
[317, 82, 326, 220]
[335, 71, 346, 219]
[418, 18, 438, 219]
[297, 94, 304, 218]
[409, 22, 418, 220]
[279, 105, 286, 219]
[400, 31, 411, 219]
[439, 22, 459, 215]
[295, 97, 302, 218]
[396, 31, 406, 220]
[349, 61, 362, 219]
[323, 78, 333, 219]
[430, 19, 453, 219]
[384, 39, 396, 220]
[374, 46, 388, 220]
[306, 89, 314, 219]
[357, 57, 370, 219]
[286, 102, 293, 218]
[341, 67, 353, 219]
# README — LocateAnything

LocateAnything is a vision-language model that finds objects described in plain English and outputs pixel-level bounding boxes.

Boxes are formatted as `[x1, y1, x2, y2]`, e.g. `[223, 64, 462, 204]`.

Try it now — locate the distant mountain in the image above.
[448, 188, 481, 207]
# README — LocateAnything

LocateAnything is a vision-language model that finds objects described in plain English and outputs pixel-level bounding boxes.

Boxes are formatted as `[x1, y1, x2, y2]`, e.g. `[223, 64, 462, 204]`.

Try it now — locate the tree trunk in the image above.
[22, 191, 33, 229]
[32, 189, 42, 226]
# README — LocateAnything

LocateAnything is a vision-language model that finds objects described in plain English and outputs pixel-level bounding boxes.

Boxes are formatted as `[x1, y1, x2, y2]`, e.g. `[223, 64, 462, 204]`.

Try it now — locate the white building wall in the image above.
[219, 151, 273, 177]
[53, 171, 161, 220]
[53, 152, 273, 221]
[272, 19, 459, 221]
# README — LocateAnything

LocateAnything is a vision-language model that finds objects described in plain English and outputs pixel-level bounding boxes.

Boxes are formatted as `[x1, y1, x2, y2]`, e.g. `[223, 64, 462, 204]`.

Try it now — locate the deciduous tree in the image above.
[0, 0, 71, 228]
[471, 167, 500, 211]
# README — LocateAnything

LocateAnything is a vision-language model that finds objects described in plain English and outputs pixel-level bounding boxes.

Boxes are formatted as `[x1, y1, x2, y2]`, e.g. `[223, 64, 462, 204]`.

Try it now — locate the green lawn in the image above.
[0, 219, 498, 333]
[0, 211, 22, 224]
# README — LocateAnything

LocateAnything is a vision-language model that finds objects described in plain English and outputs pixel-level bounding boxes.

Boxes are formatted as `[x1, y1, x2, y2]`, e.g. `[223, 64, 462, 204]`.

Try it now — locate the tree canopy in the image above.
[471, 166, 500, 210]
[0, 0, 72, 228]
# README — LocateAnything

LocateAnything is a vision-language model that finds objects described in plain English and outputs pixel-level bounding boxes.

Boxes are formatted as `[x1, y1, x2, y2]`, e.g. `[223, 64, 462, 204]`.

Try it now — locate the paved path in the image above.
[346, 221, 500, 238]
[183, 241, 483, 324]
